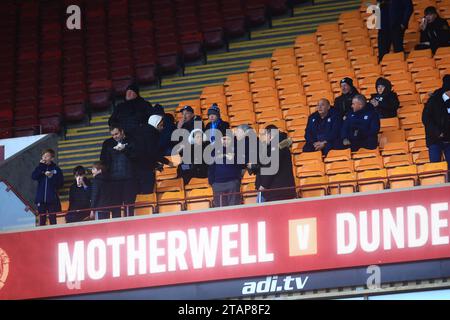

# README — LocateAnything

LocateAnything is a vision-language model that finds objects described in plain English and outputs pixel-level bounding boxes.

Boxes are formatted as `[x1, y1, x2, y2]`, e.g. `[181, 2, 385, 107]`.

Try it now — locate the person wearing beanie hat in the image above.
[108, 82, 155, 137]
[333, 77, 359, 118]
[416, 6, 450, 54]
[422, 74, 450, 170]
[205, 103, 230, 143]
[369, 77, 400, 119]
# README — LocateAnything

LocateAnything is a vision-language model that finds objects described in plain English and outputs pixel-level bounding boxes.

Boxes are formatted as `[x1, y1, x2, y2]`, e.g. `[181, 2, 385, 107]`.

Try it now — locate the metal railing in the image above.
[35, 168, 449, 223]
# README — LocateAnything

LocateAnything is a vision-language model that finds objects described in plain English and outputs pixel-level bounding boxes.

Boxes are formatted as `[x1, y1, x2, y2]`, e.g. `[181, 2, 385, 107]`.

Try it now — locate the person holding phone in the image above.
[31, 149, 64, 226]
[416, 6, 450, 54]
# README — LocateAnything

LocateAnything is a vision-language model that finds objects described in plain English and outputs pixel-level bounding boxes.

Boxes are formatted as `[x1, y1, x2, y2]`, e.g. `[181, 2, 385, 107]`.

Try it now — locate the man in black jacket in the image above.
[108, 83, 154, 137]
[378, 0, 414, 62]
[416, 6, 450, 54]
[333, 77, 359, 118]
[177, 105, 204, 133]
[134, 115, 173, 194]
[66, 166, 91, 223]
[370, 77, 400, 119]
[256, 125, 296, 202]
[100, 126, 138, 218]
[341, 95, 381, 152]
[422, 75, 450, 169]
[303, 98, 342, 155]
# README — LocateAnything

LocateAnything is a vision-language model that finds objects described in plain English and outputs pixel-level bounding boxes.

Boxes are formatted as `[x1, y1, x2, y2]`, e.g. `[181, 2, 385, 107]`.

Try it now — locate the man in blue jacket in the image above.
[341, 95, 381, 152]
[303, 98, 342, 155]
[31, 149, 64, 226]
[208, 134, 243, 207]
[378, 0, 414, 62]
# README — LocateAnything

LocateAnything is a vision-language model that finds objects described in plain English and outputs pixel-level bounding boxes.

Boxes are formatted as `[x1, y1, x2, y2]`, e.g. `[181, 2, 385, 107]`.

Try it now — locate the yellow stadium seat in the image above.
[381, 141, 410, 156]
[248, 58, 273, 72]
[387, 165, 418, 189]
[324, 149, 352, 163]
[381, 52, 405, 66]
[296, 162, 325, 178]
[357, 169, 388, 193]
[328, 173, 357, 195]
[241, 183, 257, 205]
[283, 105, 310, 120]
[400, 113, 423, 129]
[383, 154, 413, 168]
[352, 147, 381, 159]
[135, 194, 157, 215]
[354, 156, 384, 171]
[294, 151, 322, 166]
[413, 150, 430, 164]
[380, 117, 400, 132]
[418, 162, 448, 186]
[406, 49, 433, 63]
[326, 160, 354, 175]
[379, 129, 406, 147]
[408, 58, 436, 73]
[186, 188, 213, 211]
[156, 166, 179, 181]
[157, 190, 185, 213]
[299, 176, 328, 198]
[409, 139, 428, 153]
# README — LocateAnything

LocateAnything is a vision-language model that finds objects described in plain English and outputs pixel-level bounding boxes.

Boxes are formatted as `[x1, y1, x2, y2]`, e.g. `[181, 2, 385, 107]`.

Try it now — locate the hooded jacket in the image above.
[341, 103, 381, 151]
[370, 77, 400, 119]
[422, 83, 450, 146]
[179, 129, 209, 180]
[334, 86, 360, 118]
[134, 116, 170, 171]
[108, 96, 153, 136]
[420, 16, 450, 53]
[31, 162, 64, 204]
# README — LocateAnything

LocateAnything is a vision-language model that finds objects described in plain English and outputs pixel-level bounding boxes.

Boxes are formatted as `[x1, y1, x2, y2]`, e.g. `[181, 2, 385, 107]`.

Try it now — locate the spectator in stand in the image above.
[378, 0, 414, 62]
[334, 77, 360, 118]
[89, 161, 112, 220]
[208, 134, 243, 207]
[108, 83, 154, 136]
[303, 98, 342, 155]
[416, 6, 450, 54]
[341, 95, 381, 152]
[135, 115, 173, 194]
[235, 124, 260, 175]
[422, 75, 450, 169]
[177, 105, 204, 133]
[31, 149, 64, 226]
[159, 112, 177, 156]
[370, 77, 400, 119]
[205, 104, 230, 143]
[178, 129, 209, 185]
[100, 125, 138, 218]
[256, 125, 296, 203]
[66, 166, 91, 223]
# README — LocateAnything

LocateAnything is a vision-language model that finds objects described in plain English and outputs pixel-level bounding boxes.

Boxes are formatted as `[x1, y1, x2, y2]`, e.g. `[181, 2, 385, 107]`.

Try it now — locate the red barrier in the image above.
[0, 145, 4, 162]
[1, 184, 450, 299]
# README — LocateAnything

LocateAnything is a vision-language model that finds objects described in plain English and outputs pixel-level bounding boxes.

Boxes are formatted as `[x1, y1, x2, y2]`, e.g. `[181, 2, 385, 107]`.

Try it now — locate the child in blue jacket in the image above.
[31, 149, 64, 226]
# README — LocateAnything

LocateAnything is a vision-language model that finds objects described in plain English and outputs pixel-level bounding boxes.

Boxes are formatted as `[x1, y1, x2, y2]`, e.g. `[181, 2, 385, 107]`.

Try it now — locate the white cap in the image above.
[148, 115, 163, 129]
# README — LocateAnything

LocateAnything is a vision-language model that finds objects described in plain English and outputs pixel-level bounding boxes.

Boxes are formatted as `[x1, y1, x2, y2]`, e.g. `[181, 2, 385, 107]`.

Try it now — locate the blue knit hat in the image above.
[207, 103, 220, 117]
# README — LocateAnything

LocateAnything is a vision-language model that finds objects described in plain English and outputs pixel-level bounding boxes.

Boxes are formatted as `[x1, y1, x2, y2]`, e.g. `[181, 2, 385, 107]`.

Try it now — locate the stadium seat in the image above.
[418, 162, 448, 186]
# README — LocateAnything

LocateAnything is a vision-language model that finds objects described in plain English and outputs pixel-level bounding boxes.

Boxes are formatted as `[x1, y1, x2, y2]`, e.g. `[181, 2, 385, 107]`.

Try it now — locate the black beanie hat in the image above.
[340, 77, 354, 87]
[442, 75, 450, 92]
[126, 83, 140, 95]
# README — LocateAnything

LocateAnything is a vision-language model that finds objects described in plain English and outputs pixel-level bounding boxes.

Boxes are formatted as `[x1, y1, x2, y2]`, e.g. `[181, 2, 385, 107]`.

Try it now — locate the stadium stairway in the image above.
[57, 0, 366, 201]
